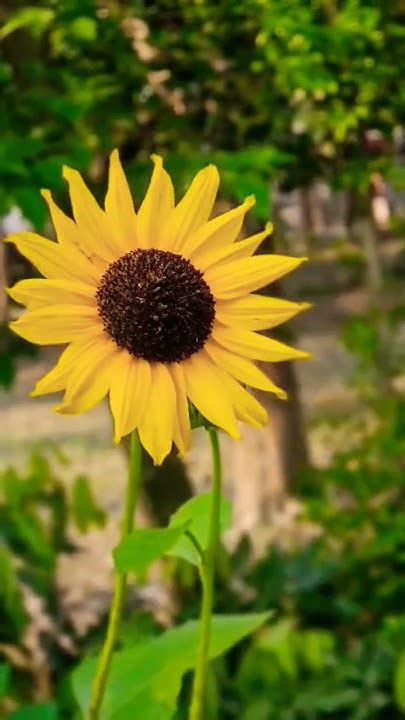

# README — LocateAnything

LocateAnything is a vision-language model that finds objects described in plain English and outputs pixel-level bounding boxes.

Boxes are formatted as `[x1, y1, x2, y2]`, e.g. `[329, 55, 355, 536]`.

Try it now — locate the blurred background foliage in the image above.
[0, 0, 404, 718]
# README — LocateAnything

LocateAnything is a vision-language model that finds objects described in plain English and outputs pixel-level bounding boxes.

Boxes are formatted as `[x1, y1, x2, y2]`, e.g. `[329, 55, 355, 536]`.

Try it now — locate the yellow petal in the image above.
[168, 165, 219, 253]
[105, 149, 138, 253]
[109, 355, 151, 443]
[55, 336, 119, 414]
[138, 363, 176, 465]
[205, 254, 307, 299]
[214, 222, 273, 263]
[223, 373, 268, 428]
[31, 329, 106, 397]
[10, 305, 99, 345]
[41, 189, 82, 250]
[194, 234, 261, 273]
[205, 339, 287, 398]
[216, 295, 311, 330]
[192, 216, 271, 272]
[63, 166, 118, 262]
[5, 232, 101, 285]
[137, 155, 175, 248]
[7, 278, 96, 310]
[183, 196, 255, 260]
[183, 350, 240, 439]
[169, 363, 191, 455]
[213, 326, 311, 362]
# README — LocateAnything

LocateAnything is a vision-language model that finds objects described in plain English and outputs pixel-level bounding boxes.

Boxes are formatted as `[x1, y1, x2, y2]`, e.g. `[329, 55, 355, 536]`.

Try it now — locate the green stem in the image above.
[87, 431, 142, 720]
[189, 427, 222, 720]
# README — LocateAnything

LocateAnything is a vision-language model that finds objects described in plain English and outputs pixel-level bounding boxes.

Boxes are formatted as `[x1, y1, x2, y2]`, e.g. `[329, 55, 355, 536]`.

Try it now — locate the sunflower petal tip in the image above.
[62, 165, 76, 181]
[53, 402, 74, 415]
[265, 221, 274, 234]
[150, 153, 163, 167]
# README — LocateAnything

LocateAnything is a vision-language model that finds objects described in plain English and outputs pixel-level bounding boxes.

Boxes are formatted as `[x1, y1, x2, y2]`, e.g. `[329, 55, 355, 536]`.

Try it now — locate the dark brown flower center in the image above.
[96, 248, 215, 363]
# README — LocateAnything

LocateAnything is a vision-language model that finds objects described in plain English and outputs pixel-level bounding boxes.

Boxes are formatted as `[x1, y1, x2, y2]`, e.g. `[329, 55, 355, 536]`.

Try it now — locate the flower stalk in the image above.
[87, 431, 143, 720]
[189, 427, 222, 720]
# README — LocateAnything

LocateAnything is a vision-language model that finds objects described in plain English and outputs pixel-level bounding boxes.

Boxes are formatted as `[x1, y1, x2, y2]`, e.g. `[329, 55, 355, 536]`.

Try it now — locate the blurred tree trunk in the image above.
[344, 187, 359, 242]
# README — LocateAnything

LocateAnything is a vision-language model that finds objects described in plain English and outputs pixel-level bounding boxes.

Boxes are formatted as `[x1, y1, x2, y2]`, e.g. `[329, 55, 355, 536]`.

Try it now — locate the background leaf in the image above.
[9, 703, 58, 720]
[394, 651, 405, 710]
[0, 663, 10, 698]
[70, 475, 106, 534]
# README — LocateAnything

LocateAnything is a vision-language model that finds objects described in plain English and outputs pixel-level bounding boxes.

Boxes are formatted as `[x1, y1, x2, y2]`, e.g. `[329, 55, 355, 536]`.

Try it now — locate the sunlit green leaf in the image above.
[113, 524, 189, 576]
[0, 8, 54, 40]
[72, 613, 271, 719]
[167, 493, 231, 566]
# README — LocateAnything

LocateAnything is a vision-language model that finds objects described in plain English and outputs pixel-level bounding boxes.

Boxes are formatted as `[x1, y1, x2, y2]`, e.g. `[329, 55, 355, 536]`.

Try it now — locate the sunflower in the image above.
[7, 152, 310, 464]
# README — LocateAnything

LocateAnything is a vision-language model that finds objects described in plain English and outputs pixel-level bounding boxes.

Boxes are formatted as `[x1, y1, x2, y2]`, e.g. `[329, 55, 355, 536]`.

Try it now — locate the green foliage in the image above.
[0, 448, 106, 713]
[0, 664, 10, 697]
[71, 475, 106, 534]
[113, 524, 190, 577]
[167, 492, 232, 566]
[394, 652, 405, 711]
[9, 703, 58, 720]
[0, 8, 55, 41]
[1, 0, 403, 232]
[72, 613, 270, 719]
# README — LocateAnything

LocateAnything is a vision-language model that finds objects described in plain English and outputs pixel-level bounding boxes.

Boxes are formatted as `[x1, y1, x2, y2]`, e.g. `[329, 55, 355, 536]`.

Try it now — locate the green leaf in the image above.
[394, 651, 405, 710]
[0, 8, 54, 40]
[71, 475, 106, 534]
[167, 493, 231, 566]
[257, 619, 297, 678]
[113, 524, 189, 577]
[72, 612, 271, 719]
[109, 675, 181, 720]
[9, 703, 58, 720]
[69, 18, 98, 43]
[0, 546, 27, 638]
[0, 664, 10, 697]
